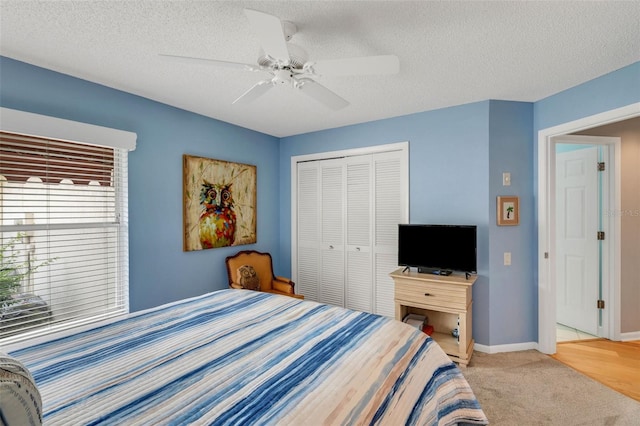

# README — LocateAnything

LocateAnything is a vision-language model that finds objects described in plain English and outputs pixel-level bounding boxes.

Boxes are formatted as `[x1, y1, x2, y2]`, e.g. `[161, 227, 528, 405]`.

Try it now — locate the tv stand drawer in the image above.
[394, 279, 470, 310]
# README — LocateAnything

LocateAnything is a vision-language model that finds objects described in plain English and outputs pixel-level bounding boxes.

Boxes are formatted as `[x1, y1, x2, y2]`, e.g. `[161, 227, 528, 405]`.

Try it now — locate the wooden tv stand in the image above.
[390, 268, 477, 366]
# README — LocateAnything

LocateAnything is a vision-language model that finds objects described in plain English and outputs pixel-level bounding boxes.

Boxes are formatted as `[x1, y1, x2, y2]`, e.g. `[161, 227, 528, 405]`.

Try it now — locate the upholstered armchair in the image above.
[225, 250, 304, 299]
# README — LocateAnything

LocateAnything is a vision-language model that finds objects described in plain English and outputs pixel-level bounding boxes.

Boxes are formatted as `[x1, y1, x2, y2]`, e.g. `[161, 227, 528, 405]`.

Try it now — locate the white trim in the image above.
[537, 102, 640, 354]
[292, 141, 408, 163]
[0, 107, 137, 150]
[620, 331, 640, 341]
[474, 342, 538, 354]
[290, 141, 409, 291]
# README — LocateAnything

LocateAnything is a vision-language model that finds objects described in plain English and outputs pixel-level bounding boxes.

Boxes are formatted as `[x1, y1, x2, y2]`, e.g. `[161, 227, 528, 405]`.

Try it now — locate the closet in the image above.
[293, 143, 408, 317]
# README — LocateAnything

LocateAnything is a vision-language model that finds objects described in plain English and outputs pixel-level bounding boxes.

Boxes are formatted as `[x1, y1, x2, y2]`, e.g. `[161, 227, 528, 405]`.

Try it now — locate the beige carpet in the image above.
[461, 350, 640, 425]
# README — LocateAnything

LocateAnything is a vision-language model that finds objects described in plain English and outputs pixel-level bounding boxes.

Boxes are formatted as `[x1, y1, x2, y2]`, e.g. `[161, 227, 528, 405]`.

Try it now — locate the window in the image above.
[0, 108, 136, 344]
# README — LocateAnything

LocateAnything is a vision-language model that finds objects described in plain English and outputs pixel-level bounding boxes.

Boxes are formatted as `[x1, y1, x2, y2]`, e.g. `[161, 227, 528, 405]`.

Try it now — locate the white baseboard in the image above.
[474, 341, 538, 354]
[473, 332, 640, 355]
[620, 331, 640, 341]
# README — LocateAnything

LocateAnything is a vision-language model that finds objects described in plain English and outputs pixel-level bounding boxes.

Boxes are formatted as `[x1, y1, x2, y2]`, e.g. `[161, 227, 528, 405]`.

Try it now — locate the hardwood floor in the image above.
[551, 339, 640, 402]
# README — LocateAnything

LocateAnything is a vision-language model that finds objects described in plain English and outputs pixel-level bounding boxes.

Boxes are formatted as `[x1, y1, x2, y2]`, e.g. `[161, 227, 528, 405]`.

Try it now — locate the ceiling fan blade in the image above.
[232, 80, 274, 105]
[310, 55, 400, 76]
[298, 79, 349, 110]
[244, 9, 291, 63]
[159, 54, 262, 72]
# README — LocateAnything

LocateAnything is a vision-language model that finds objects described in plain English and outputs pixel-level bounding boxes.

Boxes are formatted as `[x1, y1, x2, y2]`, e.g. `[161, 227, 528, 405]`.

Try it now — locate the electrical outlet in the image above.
[504, 252, 512, 266]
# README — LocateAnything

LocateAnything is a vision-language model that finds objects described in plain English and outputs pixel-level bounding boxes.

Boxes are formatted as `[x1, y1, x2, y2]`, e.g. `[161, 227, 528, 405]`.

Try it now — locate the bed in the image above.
[5, 289, 488, 425]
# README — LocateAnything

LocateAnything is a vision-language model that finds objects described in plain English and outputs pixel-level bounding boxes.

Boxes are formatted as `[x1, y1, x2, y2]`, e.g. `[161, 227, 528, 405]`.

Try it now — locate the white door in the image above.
[555, 145, 599, 335]
[373, 151, 408, 317]
[319, 159, 345, 306]
[296, 162, 321, 301]
[293, 142, 409, 312]
[345, 156, 373, 312]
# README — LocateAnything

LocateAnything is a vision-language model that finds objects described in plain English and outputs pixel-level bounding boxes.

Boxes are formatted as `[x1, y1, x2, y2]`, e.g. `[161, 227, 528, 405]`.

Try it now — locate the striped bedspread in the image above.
[10, 289, 488, 425]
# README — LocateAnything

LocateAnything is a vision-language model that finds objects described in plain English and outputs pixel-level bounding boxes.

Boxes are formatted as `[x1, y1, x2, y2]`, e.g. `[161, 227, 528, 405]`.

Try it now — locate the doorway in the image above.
[538, 102, 640, 354]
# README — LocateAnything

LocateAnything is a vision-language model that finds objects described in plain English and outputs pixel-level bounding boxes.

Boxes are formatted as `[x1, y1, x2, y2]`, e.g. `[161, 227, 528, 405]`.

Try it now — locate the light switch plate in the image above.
[504, 252, 512, 266]
[503, 172, 511, 186]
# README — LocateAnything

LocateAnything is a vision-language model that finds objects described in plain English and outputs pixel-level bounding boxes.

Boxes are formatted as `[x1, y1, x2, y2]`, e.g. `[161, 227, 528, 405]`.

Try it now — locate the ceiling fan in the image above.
[160, 8, 400, 110]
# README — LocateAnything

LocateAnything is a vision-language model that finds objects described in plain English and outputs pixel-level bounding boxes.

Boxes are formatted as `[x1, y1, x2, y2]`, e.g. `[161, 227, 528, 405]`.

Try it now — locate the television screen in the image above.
[398, 224, 477, 274]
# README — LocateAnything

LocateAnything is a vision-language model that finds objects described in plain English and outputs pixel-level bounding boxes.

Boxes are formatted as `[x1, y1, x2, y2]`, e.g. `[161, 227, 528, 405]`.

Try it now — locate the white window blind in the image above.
[0, 125, 132, 344]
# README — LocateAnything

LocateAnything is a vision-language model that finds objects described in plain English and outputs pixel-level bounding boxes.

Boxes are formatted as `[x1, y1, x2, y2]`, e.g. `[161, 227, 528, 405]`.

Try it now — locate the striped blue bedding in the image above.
[10, 289, 488, 425]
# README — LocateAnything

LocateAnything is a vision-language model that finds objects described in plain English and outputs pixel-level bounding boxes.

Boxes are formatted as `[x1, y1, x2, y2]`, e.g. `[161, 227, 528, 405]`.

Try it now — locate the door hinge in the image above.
[597, 299, 605, 309]
[597, 231, 605, 240]
[597, 162, 605, 171]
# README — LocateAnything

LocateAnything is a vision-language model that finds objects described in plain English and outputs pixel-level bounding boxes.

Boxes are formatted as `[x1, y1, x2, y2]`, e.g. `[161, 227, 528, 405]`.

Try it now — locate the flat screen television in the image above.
[398, 224, 477, 276]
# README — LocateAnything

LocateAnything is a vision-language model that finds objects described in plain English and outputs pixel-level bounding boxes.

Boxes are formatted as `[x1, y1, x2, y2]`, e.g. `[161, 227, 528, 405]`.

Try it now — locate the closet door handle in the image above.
[424, 293, 432, 297]
[329, 245, 334, 249]
[356, 247, 361, 251]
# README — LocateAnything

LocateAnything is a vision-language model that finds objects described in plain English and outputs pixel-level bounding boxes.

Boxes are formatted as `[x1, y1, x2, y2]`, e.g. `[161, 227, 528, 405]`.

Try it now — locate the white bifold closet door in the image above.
[320, 159, 345, 307]
[296, 163, 321, 301]
[373, 152, 405, 318]
[345, 156, 372, 312]
[295, 149, 406, 317]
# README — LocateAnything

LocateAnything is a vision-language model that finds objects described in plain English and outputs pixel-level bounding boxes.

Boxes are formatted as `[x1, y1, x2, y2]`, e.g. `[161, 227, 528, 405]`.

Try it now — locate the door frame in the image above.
[537, 102, 640, 354]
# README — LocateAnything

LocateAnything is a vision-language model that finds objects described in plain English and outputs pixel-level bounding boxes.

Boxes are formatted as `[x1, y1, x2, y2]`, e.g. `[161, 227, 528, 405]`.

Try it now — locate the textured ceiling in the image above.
[1, 1, 639, 137]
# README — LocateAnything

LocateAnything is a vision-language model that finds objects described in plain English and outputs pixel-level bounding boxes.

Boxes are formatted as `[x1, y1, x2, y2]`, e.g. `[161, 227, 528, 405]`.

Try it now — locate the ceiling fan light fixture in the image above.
[273, 69, 294, 85]
[160, 9, 398, 111]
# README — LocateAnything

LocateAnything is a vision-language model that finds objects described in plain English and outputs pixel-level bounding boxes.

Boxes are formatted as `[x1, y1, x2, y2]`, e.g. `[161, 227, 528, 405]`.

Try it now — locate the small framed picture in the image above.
[497, 196, 519, 226]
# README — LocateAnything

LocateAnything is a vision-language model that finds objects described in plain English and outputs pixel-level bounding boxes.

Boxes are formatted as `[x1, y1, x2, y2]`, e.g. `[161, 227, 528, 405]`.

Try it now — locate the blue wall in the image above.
[280, 101, 537, 346]
[488, 101, 535, 345]
[534, 62, 640, 132]
[2, 52, 637, 348]
[0, 56, 281, 312]
[279, 101, 491, 270]
[279, 102, 499, 344]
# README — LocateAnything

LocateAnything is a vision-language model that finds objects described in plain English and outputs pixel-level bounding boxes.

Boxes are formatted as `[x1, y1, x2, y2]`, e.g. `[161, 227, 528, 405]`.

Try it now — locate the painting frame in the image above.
[183, 154, 257, 251]
[497, 196, 519, 226]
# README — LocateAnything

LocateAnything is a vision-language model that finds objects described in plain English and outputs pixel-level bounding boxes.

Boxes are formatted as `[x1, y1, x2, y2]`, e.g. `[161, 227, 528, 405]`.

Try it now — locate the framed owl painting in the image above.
[183, 154, 257, 251]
